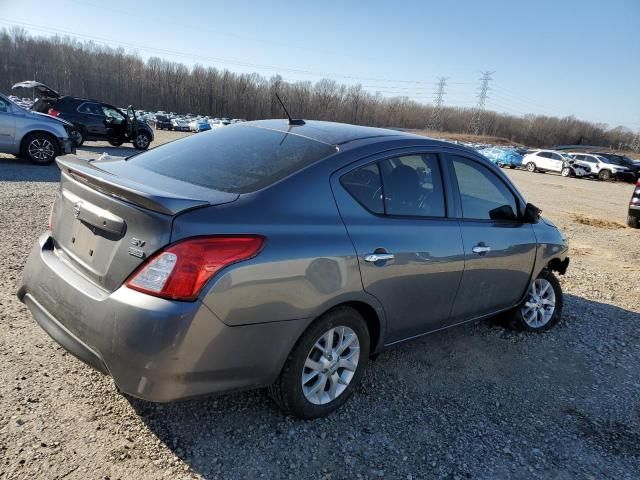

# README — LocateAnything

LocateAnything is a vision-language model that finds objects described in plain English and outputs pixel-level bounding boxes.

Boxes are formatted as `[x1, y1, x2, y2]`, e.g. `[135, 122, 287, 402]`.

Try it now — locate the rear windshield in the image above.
[129, 125, 337, 193]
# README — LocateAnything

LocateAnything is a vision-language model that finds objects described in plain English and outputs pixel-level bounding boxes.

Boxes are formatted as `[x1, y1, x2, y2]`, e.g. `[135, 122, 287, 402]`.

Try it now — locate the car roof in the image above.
[247, 119, 426, 147]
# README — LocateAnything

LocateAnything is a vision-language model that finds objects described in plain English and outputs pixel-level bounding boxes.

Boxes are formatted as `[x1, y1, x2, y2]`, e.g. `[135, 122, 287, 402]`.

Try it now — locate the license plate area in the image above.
[70, 219, 99, 262]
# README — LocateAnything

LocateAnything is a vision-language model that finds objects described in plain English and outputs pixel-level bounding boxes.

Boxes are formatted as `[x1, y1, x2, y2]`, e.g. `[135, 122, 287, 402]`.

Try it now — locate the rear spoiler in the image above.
[57, 156, 210, 215]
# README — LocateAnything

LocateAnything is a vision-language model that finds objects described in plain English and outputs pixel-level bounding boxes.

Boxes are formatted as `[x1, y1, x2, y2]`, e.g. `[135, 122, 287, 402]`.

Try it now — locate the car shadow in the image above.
[127, 294, 640, 478]
[0, 156, 60, 182]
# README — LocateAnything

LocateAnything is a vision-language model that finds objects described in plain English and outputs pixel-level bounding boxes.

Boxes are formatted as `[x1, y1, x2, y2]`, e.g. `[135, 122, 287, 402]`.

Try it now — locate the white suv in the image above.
[523, 150, 590, 177]
[567, 153, 632, 181]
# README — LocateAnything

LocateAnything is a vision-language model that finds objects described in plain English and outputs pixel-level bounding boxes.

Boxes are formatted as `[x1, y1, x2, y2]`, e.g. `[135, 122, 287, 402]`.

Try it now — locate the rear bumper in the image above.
[18, 233, 311, 402]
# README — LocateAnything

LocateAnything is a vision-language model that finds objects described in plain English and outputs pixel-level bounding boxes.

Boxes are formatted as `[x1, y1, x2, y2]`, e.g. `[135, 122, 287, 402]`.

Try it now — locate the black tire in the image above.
[561, 167, 573, 177]
[269, 306, 370, 419]
[133, 131, 151, 150]
[108, 139, 124, 147]
[526, 162, 536, 173]
[598, 169, 612, 181]
[628, 215, 639, 228]
[509, 165, 516, 169]
[509, 270, 563, 332]
[22, 132, 60, 166]
[69, 129, 84, 147]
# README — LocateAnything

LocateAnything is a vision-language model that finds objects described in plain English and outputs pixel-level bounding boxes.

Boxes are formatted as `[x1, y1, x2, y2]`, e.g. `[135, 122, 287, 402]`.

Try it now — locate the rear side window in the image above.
[130, 125, 337, 193]
[340, 163, 384, 214]
[380, 154, 445, 217]
[452, 156, 518, 221]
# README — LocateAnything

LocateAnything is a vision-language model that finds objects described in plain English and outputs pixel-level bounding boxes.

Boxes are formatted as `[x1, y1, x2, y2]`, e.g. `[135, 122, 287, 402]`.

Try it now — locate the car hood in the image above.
[26, 109, 73, 127]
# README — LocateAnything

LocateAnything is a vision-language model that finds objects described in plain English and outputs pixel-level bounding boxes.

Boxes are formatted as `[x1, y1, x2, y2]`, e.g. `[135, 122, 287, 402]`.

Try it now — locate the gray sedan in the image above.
[18, 120, 569, 418]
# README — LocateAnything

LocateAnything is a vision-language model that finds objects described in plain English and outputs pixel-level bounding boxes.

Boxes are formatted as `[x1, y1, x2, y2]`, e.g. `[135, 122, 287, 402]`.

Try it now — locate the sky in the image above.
[1, 0, 639, 130]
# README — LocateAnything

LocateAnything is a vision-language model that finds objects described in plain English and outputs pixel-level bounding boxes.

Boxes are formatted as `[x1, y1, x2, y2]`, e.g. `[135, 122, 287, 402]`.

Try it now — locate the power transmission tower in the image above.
[427, 77, 448, 131]
[469, 71, 495, 135]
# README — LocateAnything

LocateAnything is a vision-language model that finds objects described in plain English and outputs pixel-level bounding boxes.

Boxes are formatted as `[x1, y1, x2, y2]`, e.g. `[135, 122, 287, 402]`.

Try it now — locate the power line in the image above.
[469, 71, 495, 135]
[427, 77, 448, 131]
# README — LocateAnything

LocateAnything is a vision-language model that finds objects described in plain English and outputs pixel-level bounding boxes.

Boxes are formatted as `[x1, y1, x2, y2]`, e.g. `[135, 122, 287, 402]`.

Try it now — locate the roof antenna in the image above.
[275, 92, 305, 126]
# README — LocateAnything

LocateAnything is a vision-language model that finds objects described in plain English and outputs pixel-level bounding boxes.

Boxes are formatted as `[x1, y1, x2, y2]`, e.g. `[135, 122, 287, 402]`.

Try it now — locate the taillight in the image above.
[47, 108, 61, 117]
[126, 236, 265, 301]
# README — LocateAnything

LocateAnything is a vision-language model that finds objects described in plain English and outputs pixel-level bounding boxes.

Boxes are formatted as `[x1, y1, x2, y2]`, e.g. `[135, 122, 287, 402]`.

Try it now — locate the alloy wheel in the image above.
[301, 326, 360, 405]
[135, 134, 149, 149]
[28, 138, 55, 162]
[521, 278, 556, 328]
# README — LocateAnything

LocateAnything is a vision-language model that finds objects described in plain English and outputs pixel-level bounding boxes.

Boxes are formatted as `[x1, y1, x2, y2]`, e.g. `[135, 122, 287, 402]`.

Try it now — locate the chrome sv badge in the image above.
[128, 238, 146, 259]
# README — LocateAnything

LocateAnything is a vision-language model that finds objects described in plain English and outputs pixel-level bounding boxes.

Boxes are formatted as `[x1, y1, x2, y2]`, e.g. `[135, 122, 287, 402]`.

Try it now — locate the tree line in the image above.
[0, 27, 636, 151]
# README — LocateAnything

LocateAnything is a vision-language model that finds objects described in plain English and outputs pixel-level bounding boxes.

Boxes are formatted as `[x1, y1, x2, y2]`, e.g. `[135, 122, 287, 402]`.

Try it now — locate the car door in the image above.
[549, 152, 564, 172]
[331, 150, 465, 344]
[536, 151, 552, 170]
[446, 154, 537, 321]
[77, 102, 108, 138]
[0, 97, 16, 151]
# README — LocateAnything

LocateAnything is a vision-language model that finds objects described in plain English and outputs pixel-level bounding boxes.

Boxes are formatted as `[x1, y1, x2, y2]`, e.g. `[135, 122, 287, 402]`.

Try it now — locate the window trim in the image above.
[445, 153, 524, 224]
[338, 151, 451, 220]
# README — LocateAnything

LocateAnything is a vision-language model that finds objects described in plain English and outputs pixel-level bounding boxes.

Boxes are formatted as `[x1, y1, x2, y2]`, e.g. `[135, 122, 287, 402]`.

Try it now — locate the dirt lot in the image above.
[1, 130, 639, 479]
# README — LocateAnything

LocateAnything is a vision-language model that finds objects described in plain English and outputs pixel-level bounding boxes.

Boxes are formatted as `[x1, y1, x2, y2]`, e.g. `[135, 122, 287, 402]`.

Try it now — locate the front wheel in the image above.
[269, 306, 370, 419]
[108, 139, 124, 147]
[510, 270, 563, 332]
[561, 167, 573, 177]
[598, 169, 612, 181]
[23, 133, 59, 165]
[526, 162, 536, 173]
[133, 132, 151, 150]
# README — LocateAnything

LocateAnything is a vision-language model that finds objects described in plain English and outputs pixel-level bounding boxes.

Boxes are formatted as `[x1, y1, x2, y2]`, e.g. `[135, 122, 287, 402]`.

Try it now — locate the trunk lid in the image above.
[12, 80, 61, 100]
[51, 156, 239, 291]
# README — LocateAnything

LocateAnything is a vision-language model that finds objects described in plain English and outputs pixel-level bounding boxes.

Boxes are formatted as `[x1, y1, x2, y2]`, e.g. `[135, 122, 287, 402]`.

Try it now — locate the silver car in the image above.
[18, 120, 569, 418]
[0, 92, 74, 165]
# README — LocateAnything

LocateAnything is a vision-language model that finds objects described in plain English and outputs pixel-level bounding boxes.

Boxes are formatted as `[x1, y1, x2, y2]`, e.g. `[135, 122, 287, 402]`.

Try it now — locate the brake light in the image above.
[126, 236, 265, 301]
[47, 108, 61, 117]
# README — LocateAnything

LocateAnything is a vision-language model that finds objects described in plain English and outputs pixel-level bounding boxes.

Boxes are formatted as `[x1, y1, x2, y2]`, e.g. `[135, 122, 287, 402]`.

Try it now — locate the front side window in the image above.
[452, 156, 519, 221]
[380, 154, 446, 217]
[103, 106, 125, 122]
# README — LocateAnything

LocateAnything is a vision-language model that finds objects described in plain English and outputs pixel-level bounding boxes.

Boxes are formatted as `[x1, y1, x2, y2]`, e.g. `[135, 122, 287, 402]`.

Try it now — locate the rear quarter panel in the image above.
[171, 157, 382, 328]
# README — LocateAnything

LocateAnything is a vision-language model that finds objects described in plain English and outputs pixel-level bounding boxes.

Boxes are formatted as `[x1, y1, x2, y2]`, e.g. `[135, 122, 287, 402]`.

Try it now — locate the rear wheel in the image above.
[22, 133, 59, 166]
[510, 270, 563, 332]
[133, 132, 151, 150]
[69, 129, 84, 147]
[628, 215, 639, 228]
[526, 162, 536, 173]
[269, 306, 370, 419]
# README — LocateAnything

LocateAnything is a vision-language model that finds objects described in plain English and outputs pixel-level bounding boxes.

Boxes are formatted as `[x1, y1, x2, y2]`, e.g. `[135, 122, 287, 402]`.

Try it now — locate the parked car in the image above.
[12, 81, 154, 150]
[18, 120, 569, 419]
[523, 150, 589, 177]
[0, 92, 74, 165]
[478, 147, 523, 169]
[171, 117, 190, 131]
[568, 153, 632, 181]
[154, 115, 173, 130]
[628, 179, 640, 228]
[592, 152, 639, 181]
[193, 120, 211, 132]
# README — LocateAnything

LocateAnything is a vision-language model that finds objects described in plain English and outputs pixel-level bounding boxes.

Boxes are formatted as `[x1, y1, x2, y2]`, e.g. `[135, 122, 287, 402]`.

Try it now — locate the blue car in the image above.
[195, 121, 211, 133]
[478, 147, 524, 169]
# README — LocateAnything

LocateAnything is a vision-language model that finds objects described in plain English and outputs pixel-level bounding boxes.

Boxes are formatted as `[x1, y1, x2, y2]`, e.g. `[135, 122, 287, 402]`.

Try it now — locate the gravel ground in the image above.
[1, 131, 639, 479]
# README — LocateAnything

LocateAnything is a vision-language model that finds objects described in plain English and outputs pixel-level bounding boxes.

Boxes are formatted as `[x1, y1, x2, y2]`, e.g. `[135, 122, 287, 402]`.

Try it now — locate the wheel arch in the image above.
[19, 130, 60, 155]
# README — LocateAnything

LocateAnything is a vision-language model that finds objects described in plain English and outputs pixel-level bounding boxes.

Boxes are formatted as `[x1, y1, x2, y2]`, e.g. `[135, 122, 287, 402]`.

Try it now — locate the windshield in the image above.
[128, 124, 337, 193]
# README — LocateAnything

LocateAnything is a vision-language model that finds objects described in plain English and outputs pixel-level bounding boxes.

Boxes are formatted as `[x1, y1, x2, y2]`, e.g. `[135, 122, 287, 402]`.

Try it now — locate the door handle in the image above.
[364, 253, 395, 263]
[472, 244, 491, 254]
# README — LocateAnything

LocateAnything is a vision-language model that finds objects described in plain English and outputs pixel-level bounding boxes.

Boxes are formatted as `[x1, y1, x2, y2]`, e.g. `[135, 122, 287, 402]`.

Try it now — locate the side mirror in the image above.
[523, 203, 541, 223]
